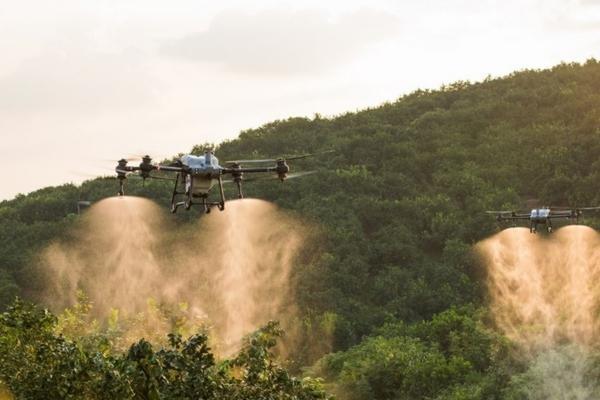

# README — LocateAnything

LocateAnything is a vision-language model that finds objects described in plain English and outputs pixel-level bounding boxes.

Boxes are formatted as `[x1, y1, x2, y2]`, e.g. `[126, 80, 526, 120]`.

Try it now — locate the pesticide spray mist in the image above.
[41, 196, 304, 353]
[476, 226, 600, 397]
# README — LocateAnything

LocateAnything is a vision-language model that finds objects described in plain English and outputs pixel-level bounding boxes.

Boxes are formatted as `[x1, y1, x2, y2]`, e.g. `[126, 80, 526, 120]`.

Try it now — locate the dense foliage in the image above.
[2, 60, 600, 398]
[0, 299, 329, 399]
[315, 307, 518, 400]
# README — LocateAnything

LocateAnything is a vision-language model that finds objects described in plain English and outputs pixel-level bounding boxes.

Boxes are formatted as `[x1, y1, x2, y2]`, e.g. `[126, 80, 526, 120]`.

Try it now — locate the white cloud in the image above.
[162, 8, 401, 75]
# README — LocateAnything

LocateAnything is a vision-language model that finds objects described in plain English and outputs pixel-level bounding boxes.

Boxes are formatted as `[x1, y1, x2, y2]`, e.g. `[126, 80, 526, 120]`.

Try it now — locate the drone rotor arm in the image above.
[231, 170, 317, 182]
[498, 215, 531, 221]
[485, 210, 532, 222]
[225, 159, 277, 164]
[147, 175, 177, 181]
[548, 211, 574, 218]
[116, 166, 140, 175]
[154, 165, 184, 172]
[485, 211, 519, 216]
[222, 166, 277, 174]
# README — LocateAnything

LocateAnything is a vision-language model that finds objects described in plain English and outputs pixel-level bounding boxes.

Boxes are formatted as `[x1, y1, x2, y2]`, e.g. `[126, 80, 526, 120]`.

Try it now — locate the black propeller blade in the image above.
[109, 171, 176, 181]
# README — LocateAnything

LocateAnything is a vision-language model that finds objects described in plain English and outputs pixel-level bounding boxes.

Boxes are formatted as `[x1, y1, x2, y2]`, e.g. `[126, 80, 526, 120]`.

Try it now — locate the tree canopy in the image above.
[2, 60, 600, 398]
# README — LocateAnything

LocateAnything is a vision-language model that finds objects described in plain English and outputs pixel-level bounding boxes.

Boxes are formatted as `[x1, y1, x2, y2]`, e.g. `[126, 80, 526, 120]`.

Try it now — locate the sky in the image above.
[1, 0, 599, 200]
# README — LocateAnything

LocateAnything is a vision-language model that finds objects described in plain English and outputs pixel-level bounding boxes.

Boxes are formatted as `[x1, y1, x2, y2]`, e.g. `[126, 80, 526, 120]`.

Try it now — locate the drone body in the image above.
[116, 149, 317, 213]
[486, 207, 600, 233]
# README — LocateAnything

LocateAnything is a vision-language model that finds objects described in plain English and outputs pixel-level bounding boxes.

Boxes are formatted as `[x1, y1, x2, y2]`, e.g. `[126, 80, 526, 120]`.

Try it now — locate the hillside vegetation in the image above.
[2, 59, 600, 398]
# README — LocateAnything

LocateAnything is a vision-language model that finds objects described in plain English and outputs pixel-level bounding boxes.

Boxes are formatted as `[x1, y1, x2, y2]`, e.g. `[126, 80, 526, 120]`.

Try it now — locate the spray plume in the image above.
[476, 226, 600, 353]
[510, 345, 599, 400]
[477, 226, 600, 398]
[41, 196, 304, 353]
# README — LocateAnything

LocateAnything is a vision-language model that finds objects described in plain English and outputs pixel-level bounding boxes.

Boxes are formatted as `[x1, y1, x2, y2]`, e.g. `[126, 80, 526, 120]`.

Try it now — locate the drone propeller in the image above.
[285, 150, 335, 160]
[114, 170, 176, 181]
[226, 150, 334, 165]
[100, 156, 140, 163]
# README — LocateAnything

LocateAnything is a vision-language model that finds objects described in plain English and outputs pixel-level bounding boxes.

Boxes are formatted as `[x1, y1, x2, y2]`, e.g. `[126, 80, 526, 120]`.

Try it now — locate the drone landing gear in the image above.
[217, 176, 226, 211]
[169, 173, 227, 214]
[198, 196, 226, 214]
[530, 222, 537, 234]
[170, 173, 186, 213]
[118, 177, 126, 196]
[200, 177, 226, 213]
[235, 180, 244, 199]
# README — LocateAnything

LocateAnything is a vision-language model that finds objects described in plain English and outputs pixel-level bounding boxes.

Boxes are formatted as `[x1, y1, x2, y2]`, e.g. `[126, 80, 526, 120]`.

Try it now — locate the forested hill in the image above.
[2, 59, 600, 398]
